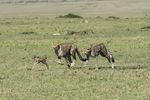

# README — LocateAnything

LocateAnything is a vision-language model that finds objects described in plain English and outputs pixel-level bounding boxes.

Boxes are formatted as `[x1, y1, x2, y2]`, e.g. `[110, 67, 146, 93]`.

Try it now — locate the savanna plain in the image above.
[0, 0, 150, 100]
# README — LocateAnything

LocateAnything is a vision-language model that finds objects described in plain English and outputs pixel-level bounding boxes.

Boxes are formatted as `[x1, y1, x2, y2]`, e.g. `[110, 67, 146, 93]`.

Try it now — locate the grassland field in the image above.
[0, 1, 150, 99]
[0, 16, 150, 100]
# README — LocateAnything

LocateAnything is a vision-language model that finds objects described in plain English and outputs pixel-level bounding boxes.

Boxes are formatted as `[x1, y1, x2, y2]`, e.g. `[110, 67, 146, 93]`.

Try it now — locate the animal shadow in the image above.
[88, 65, 149, 70]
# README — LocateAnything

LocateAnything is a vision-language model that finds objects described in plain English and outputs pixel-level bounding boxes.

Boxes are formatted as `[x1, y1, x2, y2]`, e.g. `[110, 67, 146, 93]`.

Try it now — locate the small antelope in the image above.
[32, 56, 49, 70]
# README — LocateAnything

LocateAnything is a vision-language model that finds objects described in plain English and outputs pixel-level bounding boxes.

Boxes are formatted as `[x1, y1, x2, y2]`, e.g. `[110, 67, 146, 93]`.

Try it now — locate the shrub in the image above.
[19, 31, 37, 35]
[141, 26, 150, 29]
[107, 16, 120, 20]
[65, 29, 94, 35]
[57, 13, 83, 18]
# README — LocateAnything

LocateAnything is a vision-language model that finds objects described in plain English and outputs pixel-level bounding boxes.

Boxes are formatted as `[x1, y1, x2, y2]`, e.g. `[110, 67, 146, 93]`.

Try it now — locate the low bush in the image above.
[57, 13, 83, 18]
[65, 29, 94, 35]
[141, 26, 150, 29]
[19, 31, 37, 35]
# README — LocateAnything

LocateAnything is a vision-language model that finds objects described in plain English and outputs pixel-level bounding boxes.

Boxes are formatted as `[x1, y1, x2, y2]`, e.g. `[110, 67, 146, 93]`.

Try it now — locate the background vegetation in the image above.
[0, 0, 150, 17]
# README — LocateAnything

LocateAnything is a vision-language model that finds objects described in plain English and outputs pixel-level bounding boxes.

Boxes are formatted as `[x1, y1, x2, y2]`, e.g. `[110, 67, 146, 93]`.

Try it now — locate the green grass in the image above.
[0, 17, 150, 100]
